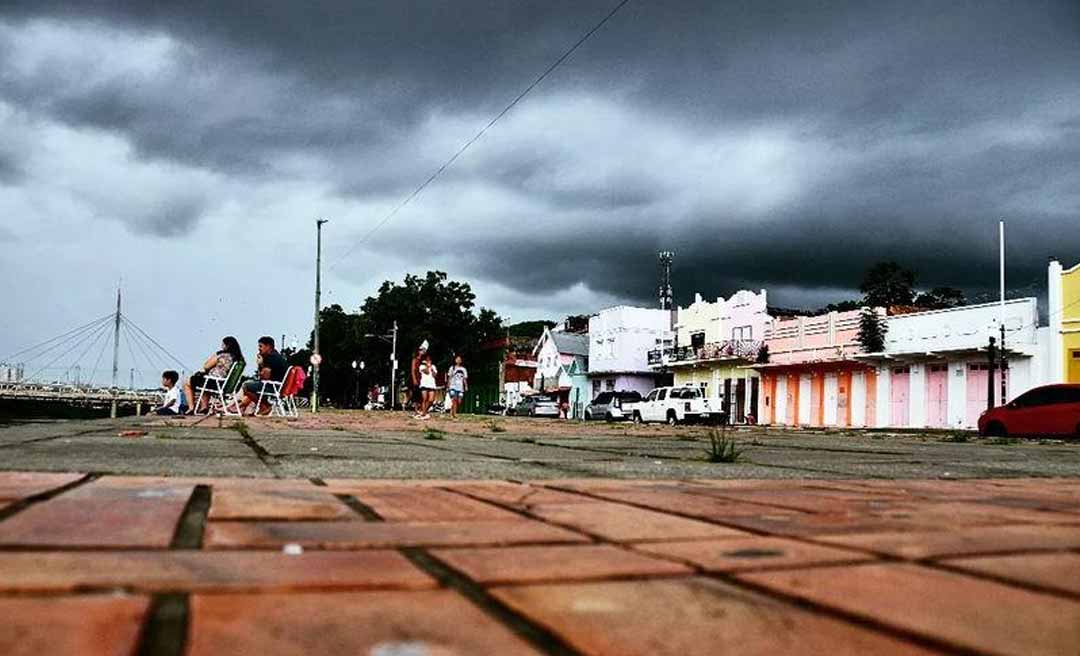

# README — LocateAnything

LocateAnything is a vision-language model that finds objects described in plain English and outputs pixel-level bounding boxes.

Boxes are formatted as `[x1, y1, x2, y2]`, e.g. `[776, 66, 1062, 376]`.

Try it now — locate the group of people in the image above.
[153, 335, 291, 416]
[408, 340, 468, 420]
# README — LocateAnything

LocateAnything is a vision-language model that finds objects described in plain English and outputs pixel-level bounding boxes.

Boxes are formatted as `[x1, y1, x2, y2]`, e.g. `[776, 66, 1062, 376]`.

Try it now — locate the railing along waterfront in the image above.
[647, 340, 764, 366]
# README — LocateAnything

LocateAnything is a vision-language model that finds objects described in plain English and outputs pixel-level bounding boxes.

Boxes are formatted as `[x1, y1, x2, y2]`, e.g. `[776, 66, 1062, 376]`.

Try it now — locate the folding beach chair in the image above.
[194, 361, 245, 416]
[254, 365, 302, 417]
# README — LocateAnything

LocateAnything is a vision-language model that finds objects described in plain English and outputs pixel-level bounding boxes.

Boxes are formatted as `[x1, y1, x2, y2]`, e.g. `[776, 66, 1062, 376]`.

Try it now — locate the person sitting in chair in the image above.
[184, 336, 243, 414]
[239, 336, 288, 416]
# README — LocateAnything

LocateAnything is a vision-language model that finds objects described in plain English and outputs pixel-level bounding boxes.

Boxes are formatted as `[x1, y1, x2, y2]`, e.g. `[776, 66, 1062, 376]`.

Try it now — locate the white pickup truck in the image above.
[627, 386, 713, 425]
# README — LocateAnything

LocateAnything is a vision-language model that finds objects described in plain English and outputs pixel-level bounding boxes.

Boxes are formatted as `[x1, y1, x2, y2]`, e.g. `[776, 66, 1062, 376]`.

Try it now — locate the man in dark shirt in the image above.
[240, 336, 289, 415]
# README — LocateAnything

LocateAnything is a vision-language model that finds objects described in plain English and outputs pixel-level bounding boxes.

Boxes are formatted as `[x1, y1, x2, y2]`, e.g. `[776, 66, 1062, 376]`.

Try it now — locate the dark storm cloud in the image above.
[0, 151, 21, 185]
[1, 0, 1079, 313]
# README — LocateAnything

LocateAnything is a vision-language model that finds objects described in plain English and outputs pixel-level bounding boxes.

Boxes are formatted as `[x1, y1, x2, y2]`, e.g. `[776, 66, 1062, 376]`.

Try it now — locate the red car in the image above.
[978, 384, 1080, 437]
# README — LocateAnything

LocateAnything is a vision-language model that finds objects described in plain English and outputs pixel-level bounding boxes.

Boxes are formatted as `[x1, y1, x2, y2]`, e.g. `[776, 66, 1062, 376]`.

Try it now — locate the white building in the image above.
[856, 298, 1050, 429]
[587, 306, 672, 399]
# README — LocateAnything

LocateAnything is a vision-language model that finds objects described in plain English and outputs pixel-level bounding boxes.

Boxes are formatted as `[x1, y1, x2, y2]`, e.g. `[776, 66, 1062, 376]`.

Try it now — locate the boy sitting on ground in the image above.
[154, 370, 182, 415]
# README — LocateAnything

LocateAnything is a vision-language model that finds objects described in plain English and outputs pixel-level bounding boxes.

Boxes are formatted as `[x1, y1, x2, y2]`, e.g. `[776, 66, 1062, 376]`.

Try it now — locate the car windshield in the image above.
[616, 392, 642, 402]
[593, 393, 612, 404]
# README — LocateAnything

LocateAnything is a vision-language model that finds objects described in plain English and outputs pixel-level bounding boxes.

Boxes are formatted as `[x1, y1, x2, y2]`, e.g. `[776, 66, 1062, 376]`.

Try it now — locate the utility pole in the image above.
[390, 320, 398, 410]
[987, 336, 997, 412]
[998, 220, 1008, 405]
[110, 286, 121, 419]
[312, 219, 328, 414]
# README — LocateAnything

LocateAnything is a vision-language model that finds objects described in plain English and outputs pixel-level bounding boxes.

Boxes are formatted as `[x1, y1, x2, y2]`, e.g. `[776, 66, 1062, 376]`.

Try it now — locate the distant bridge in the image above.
[0, 381, 161, 406]
[1, 287, 185, 415]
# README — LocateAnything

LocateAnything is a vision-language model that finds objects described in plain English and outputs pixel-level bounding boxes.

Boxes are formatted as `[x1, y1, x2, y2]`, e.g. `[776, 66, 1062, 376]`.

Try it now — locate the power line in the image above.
[25, 319, 113, 383]
[329, 0, 634, 269]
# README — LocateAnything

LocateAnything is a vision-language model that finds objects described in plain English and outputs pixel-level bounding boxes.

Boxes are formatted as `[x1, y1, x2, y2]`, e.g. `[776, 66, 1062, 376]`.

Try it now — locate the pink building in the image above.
[756, 309, 883, 427]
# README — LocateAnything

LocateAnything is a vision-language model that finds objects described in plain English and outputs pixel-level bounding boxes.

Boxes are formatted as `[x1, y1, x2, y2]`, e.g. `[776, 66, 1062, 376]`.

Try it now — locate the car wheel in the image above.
[984, 421, 1007, 438]
[605, 413, 613, 421]
[633, 412, 643, 424]
[584, 411, 592, 421]
[667, 411, 678, 426]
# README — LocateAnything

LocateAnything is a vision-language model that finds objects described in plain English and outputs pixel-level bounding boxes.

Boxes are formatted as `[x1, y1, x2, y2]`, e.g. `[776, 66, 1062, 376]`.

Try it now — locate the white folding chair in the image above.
[253, 366, 299, 417]
[194, 362, 243, 416]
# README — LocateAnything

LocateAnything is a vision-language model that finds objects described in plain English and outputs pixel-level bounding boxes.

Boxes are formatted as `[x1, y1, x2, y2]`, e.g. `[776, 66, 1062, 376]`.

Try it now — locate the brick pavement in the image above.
[0, 472, 1079, 655]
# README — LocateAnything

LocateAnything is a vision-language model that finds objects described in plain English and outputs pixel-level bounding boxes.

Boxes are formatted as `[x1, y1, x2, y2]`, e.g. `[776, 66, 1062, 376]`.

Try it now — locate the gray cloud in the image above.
[0, 0, 1078, 351]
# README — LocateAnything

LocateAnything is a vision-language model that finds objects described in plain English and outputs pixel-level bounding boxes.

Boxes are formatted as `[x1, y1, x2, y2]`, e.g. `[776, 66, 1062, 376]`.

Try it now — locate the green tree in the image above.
[857, 307, 887, 353]
[309, 272, 503, 407]
[914, 286, 966, 310]
[859, 261, 916, 308]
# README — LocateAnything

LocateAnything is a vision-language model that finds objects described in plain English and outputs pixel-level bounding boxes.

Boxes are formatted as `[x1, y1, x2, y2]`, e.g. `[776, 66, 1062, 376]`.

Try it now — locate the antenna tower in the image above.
[658, 251, 675, 310]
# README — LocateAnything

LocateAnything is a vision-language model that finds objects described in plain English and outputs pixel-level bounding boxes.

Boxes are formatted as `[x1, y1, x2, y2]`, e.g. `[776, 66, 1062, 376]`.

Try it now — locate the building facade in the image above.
[649, 290, 771, 423]
[858, 298, 1047, 429]
[756, 308, 882, 428]
[587, 306, 671, 400]
[1048, 258, 1080, 384]
[533, 327, 590, 408]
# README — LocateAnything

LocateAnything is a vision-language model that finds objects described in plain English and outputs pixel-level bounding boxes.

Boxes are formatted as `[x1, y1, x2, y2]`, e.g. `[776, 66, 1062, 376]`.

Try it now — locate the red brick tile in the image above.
[528, 502, 749, 542]
[189, 590, 542, 655]
[205, 519, 590, 549]
[492, 577, 940, 655]
[741, 563, 1080, 656]
[0, 480, 193, 548]
[0, 472, 85, 501]
[448, 483, 596, 508]
[705, 510, 925, 537]
[0, 594, 149, 656]
[857, 501, 1080, 528]
[350, 486, 523, 521]
[583, 488, 816, 522]
[942, 552, 1080, 597]
[0, 550, 435, 593]
[432, 544, 691, 585]
[208, 488, 354, 520]
[634, 536, 874, 572]
[812, 524, 1080, 559]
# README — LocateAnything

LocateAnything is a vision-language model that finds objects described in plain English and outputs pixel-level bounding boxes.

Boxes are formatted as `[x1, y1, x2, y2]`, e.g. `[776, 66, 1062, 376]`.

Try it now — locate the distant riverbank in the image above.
[0, 399, 138, 422]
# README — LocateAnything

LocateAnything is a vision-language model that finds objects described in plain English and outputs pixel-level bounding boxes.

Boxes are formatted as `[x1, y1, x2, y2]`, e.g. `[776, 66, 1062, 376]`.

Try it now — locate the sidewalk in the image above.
[1, 473, 1079, 654]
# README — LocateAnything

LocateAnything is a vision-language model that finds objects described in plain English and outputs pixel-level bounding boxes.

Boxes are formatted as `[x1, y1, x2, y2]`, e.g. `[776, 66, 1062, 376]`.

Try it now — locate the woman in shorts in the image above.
[416, 353, 438, 420]
[446, 354, 468, 419]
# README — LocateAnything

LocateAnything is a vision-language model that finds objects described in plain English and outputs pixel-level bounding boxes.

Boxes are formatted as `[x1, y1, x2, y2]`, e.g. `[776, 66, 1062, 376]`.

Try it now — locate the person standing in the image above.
[446, 354, 468, 419]
[409, 341, 428, 413]
[416, 353, 438, 420]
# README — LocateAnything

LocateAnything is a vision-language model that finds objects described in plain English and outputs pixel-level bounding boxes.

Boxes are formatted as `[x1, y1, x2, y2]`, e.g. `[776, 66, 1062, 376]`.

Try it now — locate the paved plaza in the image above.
[1, 413, 1079, 654]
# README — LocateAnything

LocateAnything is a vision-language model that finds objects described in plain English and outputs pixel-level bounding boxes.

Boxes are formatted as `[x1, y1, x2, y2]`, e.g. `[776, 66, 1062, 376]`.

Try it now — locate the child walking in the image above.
[447, 354, 468, 419]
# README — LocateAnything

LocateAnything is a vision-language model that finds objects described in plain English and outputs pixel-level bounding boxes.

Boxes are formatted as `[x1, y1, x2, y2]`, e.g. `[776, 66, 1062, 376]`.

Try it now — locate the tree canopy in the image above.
[859, 261, 916, 307]
[308, 271, 503, 407]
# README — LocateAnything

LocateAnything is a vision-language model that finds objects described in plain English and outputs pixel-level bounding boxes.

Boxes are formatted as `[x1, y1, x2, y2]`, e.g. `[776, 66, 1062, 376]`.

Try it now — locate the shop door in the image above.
[966, 363, 1008, 427]
[735, 378, 746, 423]
[785, 374, 798, 425]
[890, 367, 910, 427]
[925, 364, 949, 428]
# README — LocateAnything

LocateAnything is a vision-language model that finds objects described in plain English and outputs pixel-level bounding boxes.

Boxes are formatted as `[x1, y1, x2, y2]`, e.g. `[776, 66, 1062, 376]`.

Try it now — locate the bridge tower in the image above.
[111, 287, 121, 389]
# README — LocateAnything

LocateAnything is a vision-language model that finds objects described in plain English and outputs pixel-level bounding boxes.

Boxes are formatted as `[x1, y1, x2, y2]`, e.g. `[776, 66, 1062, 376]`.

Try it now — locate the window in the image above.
[1012, 388, 1053, 407]
[657, 389, 668, 401]
[645, 390, 658, 402]
[892, 367, 910, 375]
[593, 392, 612, 404]
[691, 332, 706, 348]
[605, 379, 616, 391]
[732, 326, 753, 340]
[928, 364, 947, 373]
[592, 380, 601, 394]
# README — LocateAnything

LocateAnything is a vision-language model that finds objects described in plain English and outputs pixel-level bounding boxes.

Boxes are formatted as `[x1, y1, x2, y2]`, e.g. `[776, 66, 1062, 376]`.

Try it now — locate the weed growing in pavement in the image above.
[423, 428, 447, 440]
[705, 427, 743, 463]
[227, 421, 252, 440]
[940, 433, 971, 443]
[153, 432, 179, 440]
[986, 436, 1021, 445]
[488, 421, 506, 433]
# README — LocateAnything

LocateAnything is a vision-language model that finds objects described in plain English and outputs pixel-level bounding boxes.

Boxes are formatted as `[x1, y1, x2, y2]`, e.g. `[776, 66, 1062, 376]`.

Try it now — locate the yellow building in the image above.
[1049, 258, 1080, 383]
[648, 290, 771, 422]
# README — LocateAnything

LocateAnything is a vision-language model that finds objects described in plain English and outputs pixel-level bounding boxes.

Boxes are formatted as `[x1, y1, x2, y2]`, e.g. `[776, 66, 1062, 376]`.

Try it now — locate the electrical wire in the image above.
[25, 319, 114, 383]
[329, 0, 634, 269]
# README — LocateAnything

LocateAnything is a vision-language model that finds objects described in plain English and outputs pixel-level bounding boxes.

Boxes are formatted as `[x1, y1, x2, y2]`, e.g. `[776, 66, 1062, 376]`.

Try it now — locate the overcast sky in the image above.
[1, 1, 1078, 385]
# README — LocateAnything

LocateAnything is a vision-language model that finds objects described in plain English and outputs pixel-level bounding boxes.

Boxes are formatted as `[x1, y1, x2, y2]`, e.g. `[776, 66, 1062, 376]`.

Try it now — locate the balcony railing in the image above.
[647, 340, 764, 366]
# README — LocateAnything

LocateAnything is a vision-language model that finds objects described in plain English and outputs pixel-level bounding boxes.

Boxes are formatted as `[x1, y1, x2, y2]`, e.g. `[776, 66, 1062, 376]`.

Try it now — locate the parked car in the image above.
[486, 403, 508, 416]
[509, 395, 560, 418]
[585, 391, 643, 421]
[978, 384, 1080, 437]
[630, 385, 712, 425]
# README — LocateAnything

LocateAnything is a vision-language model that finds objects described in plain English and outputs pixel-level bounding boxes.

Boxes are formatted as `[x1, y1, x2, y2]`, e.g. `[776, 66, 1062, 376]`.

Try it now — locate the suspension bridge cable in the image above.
[120, 316, 187, 369]
[329, 0, 634, 269]
[2, 315, 113, 368]
[25, 319, 115, 383]
[87, 323, 115, 387]
[0, 313, 114, 363]
[65, 320, 114, 383]
[124, 321, 163, 377]
[121, 323, 144, 387]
